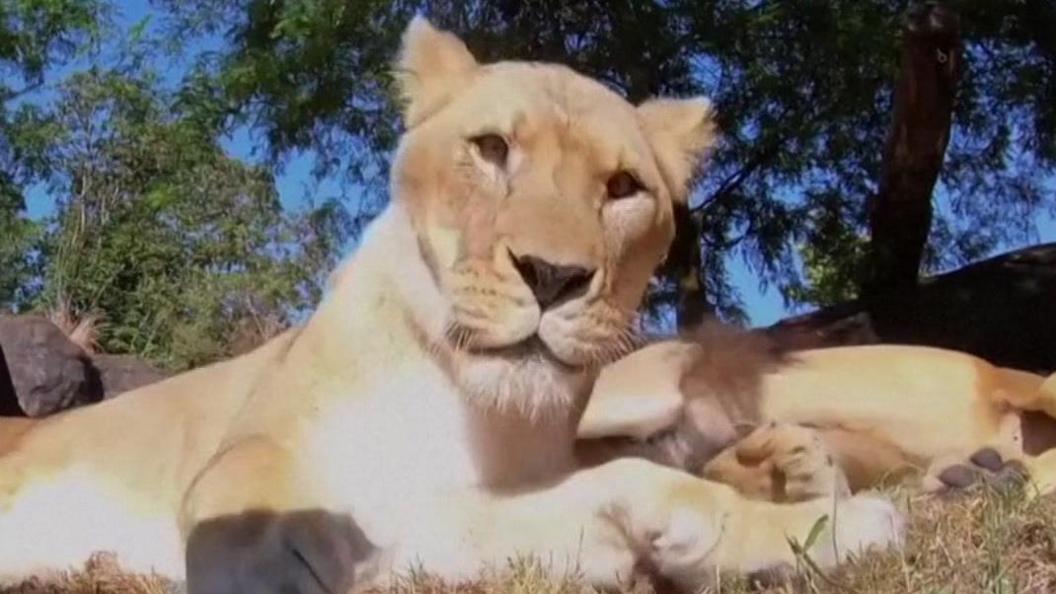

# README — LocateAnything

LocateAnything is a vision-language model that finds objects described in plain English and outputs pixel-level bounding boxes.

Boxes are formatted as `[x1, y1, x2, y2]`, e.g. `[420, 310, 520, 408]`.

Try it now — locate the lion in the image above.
[578, 322, 1056, 504]
[0, 18, 903, 593]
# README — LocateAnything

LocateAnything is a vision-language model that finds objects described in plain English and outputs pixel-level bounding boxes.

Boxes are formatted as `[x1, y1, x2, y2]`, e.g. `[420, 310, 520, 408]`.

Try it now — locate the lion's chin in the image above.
[454, 343, 591, 421]
[469, 335, 579, 372]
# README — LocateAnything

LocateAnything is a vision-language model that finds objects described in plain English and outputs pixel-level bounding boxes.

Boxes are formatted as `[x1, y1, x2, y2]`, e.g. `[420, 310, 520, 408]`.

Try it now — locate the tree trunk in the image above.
[861, 2, 962, 297]
[665, 204, 712, 331]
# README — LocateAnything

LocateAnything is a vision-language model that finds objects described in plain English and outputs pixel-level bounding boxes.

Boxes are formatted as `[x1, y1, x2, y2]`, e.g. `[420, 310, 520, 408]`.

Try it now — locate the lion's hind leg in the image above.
[973, 370, 1056, 497]
[1035, 372, 1056, 418]
[989, 368, 1056, 418]
[922, 448, 1030, 496]
[1019, 448, 1056, 497]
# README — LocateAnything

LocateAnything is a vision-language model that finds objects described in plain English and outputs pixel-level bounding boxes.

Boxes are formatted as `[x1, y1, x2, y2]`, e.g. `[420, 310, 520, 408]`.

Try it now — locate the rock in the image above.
[0, 315, 102, 416]
[92, 353, 169, 399]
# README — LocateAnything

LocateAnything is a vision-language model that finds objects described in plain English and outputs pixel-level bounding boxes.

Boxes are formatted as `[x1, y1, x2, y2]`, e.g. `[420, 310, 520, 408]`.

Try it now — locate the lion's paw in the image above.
[703, 422, 850, 503]
[827, 494, 905, 561]
[777, 493, 904, 572]
[646, 506, 723, 587]
[770, 426, 850, 502]
[926, 447, 1029, 497]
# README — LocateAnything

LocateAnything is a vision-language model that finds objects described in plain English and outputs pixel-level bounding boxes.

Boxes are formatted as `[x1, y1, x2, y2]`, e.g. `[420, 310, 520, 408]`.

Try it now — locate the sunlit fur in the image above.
[0, 19, 903, 593]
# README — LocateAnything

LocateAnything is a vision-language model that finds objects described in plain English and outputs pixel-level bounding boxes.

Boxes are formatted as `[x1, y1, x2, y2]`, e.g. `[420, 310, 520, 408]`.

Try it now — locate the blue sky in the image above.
[19, 1, 1056, 327]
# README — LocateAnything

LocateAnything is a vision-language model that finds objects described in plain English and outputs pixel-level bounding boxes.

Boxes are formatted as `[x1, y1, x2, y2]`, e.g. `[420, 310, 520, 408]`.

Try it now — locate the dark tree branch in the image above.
[1, 80, 45, 103]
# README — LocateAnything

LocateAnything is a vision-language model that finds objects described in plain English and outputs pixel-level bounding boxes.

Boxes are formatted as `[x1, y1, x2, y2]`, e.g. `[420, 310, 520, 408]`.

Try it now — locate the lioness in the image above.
[0, 18, 902, 593]
[579, 323, 1056, 503]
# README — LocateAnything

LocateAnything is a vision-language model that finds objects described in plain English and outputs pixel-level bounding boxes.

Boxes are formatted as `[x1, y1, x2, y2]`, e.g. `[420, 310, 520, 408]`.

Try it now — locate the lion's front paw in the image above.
[650, 489, 903, 591]
[754, 493, 903, 574]
[702, 422, 850, 503]
[185, 510, 371, 594]
[824, 494, 904, 563]
[644, 505, 724, 590]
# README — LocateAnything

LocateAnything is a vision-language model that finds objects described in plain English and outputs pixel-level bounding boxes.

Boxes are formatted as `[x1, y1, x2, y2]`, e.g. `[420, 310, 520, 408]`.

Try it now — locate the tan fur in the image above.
[0, 19, 901, 592]
[580, 328, 1056, 501]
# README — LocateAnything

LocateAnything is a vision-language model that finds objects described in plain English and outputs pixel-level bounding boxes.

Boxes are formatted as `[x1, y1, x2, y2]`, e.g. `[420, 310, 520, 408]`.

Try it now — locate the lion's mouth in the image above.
[469, 335, 581, 372]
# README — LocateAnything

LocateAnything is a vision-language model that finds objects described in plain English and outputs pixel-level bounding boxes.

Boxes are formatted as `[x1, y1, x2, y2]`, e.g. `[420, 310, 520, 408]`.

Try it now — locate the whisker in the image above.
[443, 320, 474, 355]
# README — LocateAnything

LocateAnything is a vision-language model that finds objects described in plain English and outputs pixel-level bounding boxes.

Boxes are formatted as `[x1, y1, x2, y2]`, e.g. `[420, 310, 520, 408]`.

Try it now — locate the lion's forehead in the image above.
[465, 63, 650, 161]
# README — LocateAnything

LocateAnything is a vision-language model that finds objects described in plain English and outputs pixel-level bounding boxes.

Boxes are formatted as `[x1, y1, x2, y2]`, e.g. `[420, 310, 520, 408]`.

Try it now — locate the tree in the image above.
[861, 1, 962, 297]
[21, 61, 353, 369]
[154, 0, 1056, 325]
[1, 0, 105, 308]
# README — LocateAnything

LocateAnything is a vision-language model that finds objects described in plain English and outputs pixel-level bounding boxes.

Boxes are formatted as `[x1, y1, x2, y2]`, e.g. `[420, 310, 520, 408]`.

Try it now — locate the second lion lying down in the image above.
[580, 322, 1056, 504]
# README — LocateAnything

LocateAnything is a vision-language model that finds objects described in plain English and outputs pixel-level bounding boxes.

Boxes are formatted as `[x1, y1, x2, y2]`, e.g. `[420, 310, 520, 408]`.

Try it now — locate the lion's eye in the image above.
[471, 134, 509, 167]
[606, 171, 643, 199]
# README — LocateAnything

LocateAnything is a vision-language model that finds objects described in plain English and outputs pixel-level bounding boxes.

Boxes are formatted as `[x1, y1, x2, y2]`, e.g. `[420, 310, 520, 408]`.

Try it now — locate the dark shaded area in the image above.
[768, 243, 1056, 373]
[185, 509, 376, 594]
[1022, 411, 1056, 457]
[0, 342, 22, 417]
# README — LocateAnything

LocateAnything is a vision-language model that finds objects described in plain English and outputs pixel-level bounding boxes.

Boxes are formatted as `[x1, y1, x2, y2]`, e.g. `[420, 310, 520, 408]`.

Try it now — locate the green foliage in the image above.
[157, 0, 1056, 318]
[0, 0, 105, 308]
[0, 185, 42, 308]
[0, 0, 103, 87]
[20, 63, 351, 369]
[0, 1, 356, 369]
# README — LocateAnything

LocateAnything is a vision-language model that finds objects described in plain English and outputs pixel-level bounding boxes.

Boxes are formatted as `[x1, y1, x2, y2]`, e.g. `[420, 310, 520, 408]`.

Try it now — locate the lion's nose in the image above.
[511, 253, 596, 310]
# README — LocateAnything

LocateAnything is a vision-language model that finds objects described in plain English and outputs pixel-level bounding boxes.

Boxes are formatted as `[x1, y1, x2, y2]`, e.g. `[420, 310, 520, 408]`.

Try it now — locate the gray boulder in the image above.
[0, 315, 102, 416]
[92, 353, 169, 399]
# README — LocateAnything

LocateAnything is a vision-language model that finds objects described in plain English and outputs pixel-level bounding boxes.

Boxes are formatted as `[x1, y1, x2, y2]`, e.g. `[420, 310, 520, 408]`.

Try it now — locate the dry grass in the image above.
[5, 485, 1055, 594]
[0, 553, 178, 594]
[816, 484, 1056, 594]
[45, 299, 104, 355]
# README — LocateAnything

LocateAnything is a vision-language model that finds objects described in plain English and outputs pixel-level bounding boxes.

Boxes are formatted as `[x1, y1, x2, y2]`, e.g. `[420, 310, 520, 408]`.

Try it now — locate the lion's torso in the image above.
[0, 202, 600, 588]
[0, 16, 753, 590]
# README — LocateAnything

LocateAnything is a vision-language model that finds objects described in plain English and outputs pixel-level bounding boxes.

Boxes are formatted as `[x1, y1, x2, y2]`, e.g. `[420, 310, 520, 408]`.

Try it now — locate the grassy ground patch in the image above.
[5, 485, 1055, 594]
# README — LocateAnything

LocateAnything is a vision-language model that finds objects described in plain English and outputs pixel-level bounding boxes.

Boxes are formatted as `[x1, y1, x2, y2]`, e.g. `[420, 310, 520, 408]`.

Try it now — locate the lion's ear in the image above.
[394, 16, 478, 127]
[578, 342, 695, 441]
[637, 98, 719, 202]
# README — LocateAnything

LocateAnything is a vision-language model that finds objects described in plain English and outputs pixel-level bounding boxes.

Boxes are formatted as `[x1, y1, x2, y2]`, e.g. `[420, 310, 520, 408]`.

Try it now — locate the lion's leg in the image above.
[182, 437, 374, 594]
[462, 458, 901, 591]
[1029, 372, 1056, 417]
[813, 427, 923, 491]
[1017, 449, 1056, 497]
[987, 369, 1056, 417]
[699, 423, 851, 502]
[183, 452, 901, 593]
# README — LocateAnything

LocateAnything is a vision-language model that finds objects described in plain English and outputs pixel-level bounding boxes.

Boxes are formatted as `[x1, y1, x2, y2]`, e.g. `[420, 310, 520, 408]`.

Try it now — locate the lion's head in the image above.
[389, 18, 717, 416]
